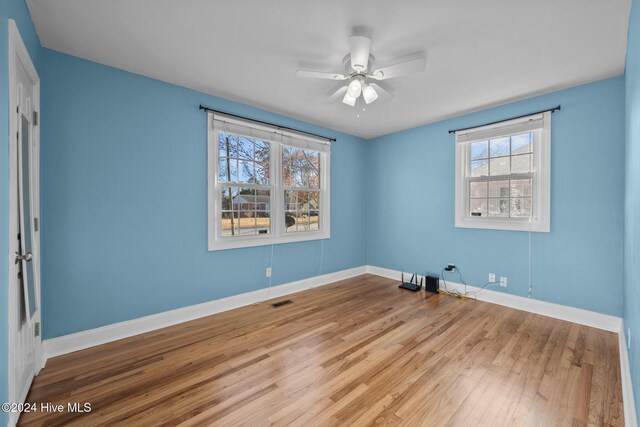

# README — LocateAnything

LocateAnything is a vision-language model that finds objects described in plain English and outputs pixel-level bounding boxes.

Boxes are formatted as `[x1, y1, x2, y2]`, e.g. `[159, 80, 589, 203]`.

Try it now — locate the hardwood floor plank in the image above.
[19, 274, 624, 426]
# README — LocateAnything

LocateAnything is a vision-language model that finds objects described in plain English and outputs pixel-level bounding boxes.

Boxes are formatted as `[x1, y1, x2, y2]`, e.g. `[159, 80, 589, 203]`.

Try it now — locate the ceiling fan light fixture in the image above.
[363, 84, 379, 104]
[347, 78, 363, 97]
[342, 92, 357, 106]
[296, 34, 425, 109]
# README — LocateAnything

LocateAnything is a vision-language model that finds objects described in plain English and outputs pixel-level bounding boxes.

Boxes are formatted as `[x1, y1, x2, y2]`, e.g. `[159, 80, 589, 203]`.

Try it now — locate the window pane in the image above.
[489, 198, 510, 217]
[221, 211, 238, 236]
[218, 158, 228, 182]
[255, 140, 269, 162]
[255, 161, 269, 185]
[305, 149, 320, 189]
[238, 137, 253, 160]
[510, 198, 532, 217]
[282, 146, 294, 187]
[219, 133, 238, 157]
[489, 157, 510, 176]
[469, 181, 488, 198]
[511, 133, 532, 154]
[255, 189, 271, 211]
[238, 211, 256, 235]
[228, 158, 238, 182]
[222, 187, 240, 210]
[309, 192, 320, 214]
[470, 141, 488, 160]
[221, 191, 230, 211]
[512, 154, 532, 174]
[218, 157, 237, 182]
[218, 132, 238, 157]
[238, 160, 255, 183]
[511, 178, 532, 197]
[284, 190, 297, 211]
[309, 192, 320, 230]
[218, 133, 227, 157]
[256, 211, 270, 234]
[489, 180, 510, 197]
[470, 160, 488, 177]
[309, 211, 319, 230]
[285, 210, 307, 232]
[297, 191, 309, 211]
[490, 137, 510, 157]
[469, 199, 487, 217]
[234, 189, 255, 210]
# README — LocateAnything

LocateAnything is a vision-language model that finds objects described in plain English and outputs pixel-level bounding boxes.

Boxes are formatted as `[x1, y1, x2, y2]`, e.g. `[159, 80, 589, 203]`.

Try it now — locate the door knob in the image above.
[15, 251, 33, 264]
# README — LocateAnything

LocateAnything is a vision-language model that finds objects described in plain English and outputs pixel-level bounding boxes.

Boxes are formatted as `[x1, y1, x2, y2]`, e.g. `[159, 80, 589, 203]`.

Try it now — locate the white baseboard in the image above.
[366, 265, 622, 333]
[620, 322, 638, 427]
[43, 266, 367, 359]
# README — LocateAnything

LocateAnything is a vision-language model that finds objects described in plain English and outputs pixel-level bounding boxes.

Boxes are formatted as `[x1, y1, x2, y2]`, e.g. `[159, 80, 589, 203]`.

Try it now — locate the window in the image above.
[208, 113, 330, 250]
[455, 112, 551, 232]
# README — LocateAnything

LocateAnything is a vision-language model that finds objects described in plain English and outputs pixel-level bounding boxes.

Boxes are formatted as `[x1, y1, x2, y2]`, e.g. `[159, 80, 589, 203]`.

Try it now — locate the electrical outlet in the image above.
[489, 273, 496, 283]
[266, 267, 272, 278]
[628, 328, 632, 350]
[499, 276, 508, 287]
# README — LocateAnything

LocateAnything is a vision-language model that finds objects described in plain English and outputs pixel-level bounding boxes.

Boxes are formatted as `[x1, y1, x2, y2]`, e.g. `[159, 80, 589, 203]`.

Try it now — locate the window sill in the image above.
[208, 230, 330, 251]
[455, 216, 549, 232]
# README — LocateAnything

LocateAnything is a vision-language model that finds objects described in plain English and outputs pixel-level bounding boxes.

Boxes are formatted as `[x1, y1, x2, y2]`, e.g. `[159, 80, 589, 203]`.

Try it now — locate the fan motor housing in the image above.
[343, 54, 375, 74]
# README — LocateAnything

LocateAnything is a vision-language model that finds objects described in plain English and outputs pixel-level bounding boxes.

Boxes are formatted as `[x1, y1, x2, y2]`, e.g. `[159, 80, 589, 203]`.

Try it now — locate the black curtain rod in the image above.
[199, 105, 336, 142]
[448, 105, 561, 134]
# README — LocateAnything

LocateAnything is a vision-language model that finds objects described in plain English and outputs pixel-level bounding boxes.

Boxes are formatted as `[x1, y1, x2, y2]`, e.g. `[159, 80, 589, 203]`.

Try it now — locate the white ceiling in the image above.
[27, 0, 631, 139]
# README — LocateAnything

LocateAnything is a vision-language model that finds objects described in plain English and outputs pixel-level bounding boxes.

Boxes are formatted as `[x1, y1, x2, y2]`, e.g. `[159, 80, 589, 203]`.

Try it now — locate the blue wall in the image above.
[40, 49, 367, 339]
[624, 0, 640, 423]
[367, 77, 625, 316]
[0, 1, 41, 424]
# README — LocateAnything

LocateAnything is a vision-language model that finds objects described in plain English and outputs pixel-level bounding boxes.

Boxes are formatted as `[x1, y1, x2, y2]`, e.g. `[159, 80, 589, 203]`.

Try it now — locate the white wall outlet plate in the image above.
[499, 276, 508, 287]
[266, 267, 272, 277]
[489, 273, 496, 283]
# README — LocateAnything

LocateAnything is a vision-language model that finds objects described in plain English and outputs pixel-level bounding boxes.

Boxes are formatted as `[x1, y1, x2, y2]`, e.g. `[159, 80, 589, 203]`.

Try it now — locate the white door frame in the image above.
[8, 18, 43, 419]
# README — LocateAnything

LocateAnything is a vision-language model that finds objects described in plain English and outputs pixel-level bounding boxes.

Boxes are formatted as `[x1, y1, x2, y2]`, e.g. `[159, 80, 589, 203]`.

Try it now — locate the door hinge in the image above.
[34, 322, 40, 337]
[34, 217, 38, 232]
[32, 111, 38, 126]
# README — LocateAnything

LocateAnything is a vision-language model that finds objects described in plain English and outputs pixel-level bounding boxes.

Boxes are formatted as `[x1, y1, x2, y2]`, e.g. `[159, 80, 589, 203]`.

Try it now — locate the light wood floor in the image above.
[20, 274, 623, 426]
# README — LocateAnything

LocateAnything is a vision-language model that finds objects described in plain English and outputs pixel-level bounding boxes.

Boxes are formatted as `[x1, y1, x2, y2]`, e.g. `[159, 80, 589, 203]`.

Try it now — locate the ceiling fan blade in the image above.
[296, 70, 346, 80]
[349, 36, 372, 72]
[368, 83, 393, 101]
[369, 57, 426, 80]
[326, 85, 349, 104]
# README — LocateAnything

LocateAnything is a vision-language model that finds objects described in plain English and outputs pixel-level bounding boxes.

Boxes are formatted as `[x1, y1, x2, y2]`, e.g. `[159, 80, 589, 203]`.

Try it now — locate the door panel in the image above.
[9, 21, 41, 417]
[19, 112, 37, 319]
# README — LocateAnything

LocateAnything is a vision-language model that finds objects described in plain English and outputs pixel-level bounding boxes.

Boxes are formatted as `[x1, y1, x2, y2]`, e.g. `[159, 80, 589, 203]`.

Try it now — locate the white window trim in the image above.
[207, 113, 331, 251]
[454, 112, 551, 232]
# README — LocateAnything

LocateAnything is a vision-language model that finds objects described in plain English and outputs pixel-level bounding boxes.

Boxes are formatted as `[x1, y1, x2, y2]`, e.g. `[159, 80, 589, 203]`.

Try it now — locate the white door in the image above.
[8, 19, 42, 419]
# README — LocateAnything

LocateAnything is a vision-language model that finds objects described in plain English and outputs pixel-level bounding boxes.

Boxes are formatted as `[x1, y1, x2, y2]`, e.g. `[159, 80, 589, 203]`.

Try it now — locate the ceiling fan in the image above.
[296, 35, 426, 107]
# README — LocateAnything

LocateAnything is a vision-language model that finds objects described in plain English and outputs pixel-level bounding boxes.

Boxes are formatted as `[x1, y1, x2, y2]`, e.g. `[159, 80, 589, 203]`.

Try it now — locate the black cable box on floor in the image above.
[399, 273, 422, 292]
[424, 274, 439, 294]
